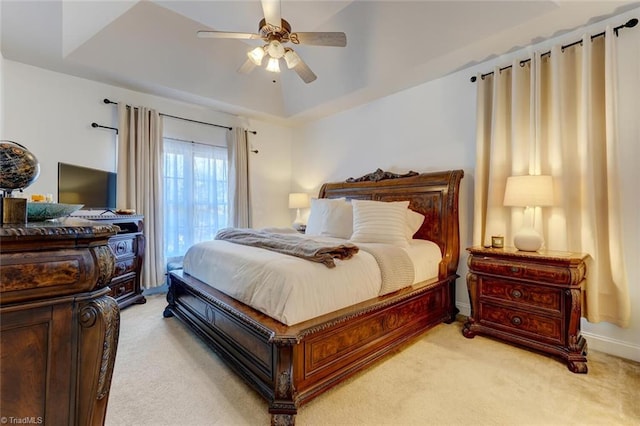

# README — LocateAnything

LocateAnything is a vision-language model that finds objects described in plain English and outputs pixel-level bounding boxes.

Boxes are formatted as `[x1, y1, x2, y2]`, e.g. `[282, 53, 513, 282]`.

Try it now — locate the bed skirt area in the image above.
[163, 269, 457, 425]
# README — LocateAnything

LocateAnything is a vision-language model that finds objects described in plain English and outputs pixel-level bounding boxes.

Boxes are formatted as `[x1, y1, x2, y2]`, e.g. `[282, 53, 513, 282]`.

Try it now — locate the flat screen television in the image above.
[58, 162, 117, 210]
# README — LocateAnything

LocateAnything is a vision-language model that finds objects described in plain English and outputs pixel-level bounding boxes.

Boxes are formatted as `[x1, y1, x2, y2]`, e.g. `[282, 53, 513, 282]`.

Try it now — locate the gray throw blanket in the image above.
[357, 243, 415, 296]
[215, 228, 359, 268]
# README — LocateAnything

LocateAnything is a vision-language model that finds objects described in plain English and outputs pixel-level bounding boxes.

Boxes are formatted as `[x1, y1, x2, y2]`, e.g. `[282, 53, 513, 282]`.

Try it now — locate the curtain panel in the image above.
[473, 27, 630, 327]
[227, 127, 251, 228]
[117, 104, 165, 288]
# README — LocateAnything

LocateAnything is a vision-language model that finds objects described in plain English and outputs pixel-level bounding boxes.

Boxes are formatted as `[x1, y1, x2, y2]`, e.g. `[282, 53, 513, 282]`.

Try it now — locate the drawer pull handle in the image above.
[511, 289, 523, 299]
[510, 266, 520, 273]
[511, 316, 522, 326]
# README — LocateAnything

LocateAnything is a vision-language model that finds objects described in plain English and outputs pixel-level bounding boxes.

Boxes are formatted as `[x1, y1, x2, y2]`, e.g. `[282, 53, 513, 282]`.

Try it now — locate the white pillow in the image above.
[305, 198, 353, 239]
[406, 209, 425, 239]
[350, 200, 410, 247]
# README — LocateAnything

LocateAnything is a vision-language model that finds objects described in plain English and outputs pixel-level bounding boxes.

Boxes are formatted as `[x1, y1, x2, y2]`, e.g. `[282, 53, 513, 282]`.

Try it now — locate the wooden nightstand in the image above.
[463, 246, 589, 373]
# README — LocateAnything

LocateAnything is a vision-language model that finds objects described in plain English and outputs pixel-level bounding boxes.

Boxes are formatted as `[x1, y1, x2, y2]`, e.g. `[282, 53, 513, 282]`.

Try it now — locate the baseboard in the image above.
[143, 284, 168, 296]
[456, 302, 471, 317]
[581, 331, 640, 362]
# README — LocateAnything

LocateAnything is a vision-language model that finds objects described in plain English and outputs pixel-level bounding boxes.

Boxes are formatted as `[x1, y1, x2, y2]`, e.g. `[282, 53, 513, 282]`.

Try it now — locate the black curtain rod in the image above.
[102, 98, 258, 135]
[165, 136, 258, 153]
[91, 122, 118, 134]
[470, 18, 638, 82]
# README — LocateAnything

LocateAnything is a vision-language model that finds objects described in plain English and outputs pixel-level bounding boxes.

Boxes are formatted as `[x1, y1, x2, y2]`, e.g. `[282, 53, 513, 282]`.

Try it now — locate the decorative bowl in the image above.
[27, 202, 84, 221]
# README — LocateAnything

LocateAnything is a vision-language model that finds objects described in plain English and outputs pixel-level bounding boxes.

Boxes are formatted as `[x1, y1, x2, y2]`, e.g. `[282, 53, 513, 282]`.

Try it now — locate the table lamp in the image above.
[288, 192, 310, 231]
[503, 175, 554, 251]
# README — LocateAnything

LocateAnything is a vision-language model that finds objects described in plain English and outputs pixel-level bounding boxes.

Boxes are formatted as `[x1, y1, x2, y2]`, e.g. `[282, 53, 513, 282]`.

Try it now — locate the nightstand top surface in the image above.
[467, 246, 588, 262]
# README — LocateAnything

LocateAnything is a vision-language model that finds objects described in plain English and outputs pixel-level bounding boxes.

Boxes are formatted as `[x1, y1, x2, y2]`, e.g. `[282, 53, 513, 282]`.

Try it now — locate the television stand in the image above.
[89, 215, 146, 309]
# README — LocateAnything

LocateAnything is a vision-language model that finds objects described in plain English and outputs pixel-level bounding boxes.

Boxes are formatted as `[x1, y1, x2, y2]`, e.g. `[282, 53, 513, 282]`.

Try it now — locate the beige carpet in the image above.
[105, 295, 639, 426]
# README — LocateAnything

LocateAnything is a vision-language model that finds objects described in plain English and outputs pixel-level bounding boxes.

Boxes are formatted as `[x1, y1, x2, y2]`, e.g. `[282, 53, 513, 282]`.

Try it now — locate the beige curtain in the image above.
[473, 27, 630, 327]
[117, 104, 165, 288]
[227, 127, 251, 228]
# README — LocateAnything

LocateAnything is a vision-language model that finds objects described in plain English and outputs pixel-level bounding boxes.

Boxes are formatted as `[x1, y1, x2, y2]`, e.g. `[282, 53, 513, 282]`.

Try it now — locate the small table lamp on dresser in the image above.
[289, 192, 310, 232]
[503, 175, 554, 251]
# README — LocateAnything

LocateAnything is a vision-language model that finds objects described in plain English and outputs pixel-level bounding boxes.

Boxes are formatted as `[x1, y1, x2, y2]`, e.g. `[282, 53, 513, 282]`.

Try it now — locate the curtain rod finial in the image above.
[470, 76, 477, 82]
[626, 18, 638, 28]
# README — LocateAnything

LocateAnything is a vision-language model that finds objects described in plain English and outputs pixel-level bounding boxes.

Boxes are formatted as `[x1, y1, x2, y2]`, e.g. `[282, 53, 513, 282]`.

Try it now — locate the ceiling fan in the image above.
[197, 0, 347, 83]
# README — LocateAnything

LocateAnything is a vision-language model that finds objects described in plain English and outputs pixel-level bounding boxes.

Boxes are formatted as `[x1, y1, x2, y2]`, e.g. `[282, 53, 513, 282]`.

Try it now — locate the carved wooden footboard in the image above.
[163, 169, 463, 425]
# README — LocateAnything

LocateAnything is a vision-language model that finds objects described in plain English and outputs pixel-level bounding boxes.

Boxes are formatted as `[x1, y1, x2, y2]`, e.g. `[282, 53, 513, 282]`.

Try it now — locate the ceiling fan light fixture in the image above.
[284, 49, 301, 69]
[266, 40, 285, 59]
[247, 46, 266, 66]
[266, 57, 281, 73]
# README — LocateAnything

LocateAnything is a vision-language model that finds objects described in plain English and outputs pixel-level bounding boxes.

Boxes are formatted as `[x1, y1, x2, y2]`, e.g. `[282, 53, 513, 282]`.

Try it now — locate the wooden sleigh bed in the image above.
[163, 169, 463, 425]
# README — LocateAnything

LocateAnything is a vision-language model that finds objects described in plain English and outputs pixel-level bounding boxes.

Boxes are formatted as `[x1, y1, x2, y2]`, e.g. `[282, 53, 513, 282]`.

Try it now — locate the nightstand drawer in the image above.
[470, 256, 578, 285]
[479, 278, 562, 313]
[480, 303, 562, 343]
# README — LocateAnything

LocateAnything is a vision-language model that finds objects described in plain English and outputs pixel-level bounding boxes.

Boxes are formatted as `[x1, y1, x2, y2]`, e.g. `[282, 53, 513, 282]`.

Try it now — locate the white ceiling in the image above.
[2, 1, 638, 124]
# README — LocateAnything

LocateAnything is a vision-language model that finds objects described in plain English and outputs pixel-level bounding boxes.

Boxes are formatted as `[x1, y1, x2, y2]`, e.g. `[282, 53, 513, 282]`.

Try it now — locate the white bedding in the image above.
[182, 233, 442, 325]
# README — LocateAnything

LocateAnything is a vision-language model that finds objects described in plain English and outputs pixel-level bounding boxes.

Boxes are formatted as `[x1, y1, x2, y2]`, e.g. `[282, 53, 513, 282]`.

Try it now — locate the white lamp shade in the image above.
[247, 46, 265, 66]
[288, 193, 310, 209]
[503, 175, 554, 207]
[284, 49, 301, 69]
[266, 40, 285, 59]
[266, 57, 281, 73]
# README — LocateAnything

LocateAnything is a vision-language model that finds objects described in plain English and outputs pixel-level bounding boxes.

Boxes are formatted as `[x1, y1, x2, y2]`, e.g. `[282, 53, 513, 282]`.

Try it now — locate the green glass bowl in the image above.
[27, 202, 84, 221]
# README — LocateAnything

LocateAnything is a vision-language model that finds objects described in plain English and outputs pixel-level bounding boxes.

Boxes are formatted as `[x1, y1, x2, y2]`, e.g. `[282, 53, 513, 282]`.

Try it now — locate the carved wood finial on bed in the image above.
[346, 168, 419, 183]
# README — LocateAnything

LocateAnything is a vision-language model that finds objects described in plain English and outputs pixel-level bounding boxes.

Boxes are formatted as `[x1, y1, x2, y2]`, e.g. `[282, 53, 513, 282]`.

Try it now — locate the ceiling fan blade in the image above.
[261, 0, 281, 29]
[197, 31, 261, 40]
[290, 32, 347, 47]
[293, 58, 317, 84]
[238, 58, 257, 74]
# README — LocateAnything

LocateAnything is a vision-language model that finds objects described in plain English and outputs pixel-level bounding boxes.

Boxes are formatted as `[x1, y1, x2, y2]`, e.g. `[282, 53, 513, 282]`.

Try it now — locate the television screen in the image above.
[58, 163, 117, 210]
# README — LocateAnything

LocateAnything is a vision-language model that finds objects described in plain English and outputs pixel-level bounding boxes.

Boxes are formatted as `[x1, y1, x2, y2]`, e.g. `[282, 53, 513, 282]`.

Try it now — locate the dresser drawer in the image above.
[113, 257, 137, 278]
[109, 276, 135, 300]
[108, 237, 137, 259]
[470, 256, 579, 285]
[479, 303, 562, 344]
[479, 277, 562, 313]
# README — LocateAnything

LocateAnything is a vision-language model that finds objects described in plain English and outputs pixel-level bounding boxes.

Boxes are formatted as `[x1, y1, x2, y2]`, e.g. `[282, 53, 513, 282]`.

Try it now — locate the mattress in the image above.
[182, 233, 442, 325]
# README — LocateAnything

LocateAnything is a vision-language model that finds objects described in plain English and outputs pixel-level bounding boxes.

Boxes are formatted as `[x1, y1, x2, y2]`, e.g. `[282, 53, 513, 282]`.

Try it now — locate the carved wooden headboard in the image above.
[318, 169, 464, 279]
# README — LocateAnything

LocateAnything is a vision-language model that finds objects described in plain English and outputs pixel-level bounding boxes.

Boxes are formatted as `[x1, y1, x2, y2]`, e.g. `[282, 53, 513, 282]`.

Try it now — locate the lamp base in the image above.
[513, 227, 543, 251]
[292, 208, 306, 232]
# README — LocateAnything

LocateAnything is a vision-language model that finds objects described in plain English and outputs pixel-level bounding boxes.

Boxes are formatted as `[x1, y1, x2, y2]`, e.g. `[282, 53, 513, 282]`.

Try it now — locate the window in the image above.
[163, 138, 228, 259]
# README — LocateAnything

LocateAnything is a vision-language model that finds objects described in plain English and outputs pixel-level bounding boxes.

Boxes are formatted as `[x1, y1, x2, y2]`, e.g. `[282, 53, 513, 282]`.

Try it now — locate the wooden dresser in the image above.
[78, 215, 146, 309]
[0, 218, 120, 425]
[463, 246, 589, 373]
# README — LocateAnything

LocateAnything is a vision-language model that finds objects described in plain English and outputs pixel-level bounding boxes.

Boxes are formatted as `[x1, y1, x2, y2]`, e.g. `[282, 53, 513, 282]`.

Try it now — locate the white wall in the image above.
[0, 5, 3, 137]
[1, 60, 293, 226]
[291, 9, 640, 362]
[0, 50, 4, 137]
